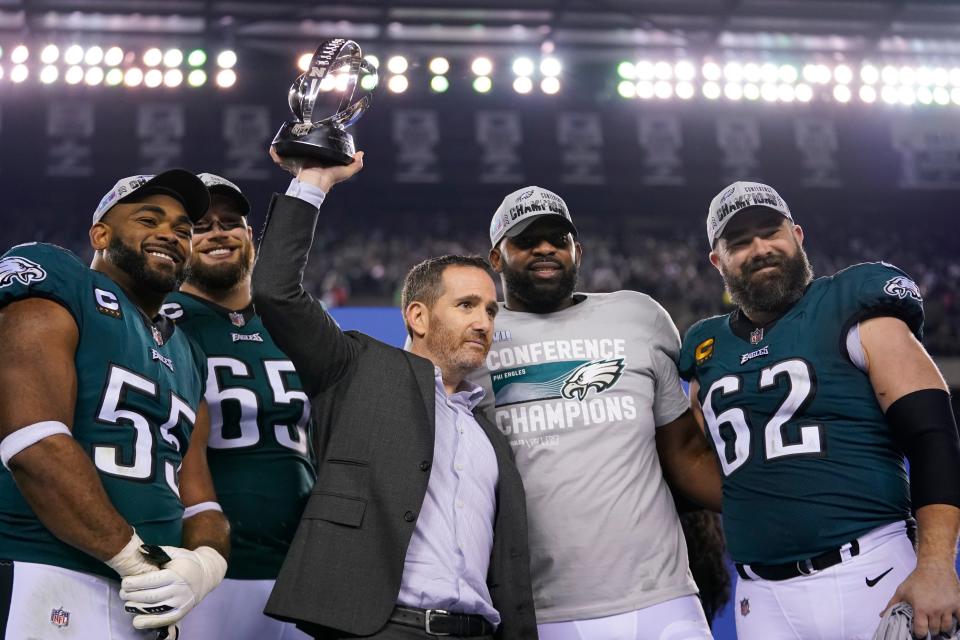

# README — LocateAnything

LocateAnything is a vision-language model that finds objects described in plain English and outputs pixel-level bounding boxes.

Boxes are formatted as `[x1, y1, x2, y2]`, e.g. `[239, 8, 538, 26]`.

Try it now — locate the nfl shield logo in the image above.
[151, 325, 164, 346]
[750, 327, 763, 345]
[50, 607, 70, 627]
[229, 312, 246, 328]
[740, 598, 750, 617]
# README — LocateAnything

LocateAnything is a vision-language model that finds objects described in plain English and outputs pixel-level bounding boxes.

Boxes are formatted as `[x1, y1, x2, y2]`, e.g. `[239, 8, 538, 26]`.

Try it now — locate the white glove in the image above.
[104, 530, 161, 578]
[119, 545, 226, 629]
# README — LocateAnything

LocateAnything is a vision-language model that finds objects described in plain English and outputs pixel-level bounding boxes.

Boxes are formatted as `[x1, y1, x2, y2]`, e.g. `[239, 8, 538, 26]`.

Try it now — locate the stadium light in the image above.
[833, 85, 852, 103]
[636, 80, 654, 99]
[85, 46, 104, 66]
[164, 49, 184, 68]
[834, 64, 853, 85]
[144, 69, 163, 88]
[124, 67, 144, 87]
[217, 50, 237, 69]
[636, 60, 655, 81]
[298, 53, 312, 72]
[40, 45, 60, 64]
[617, 61, 635, 80]
[85, 67, 105, 86]
[429, 57, 450, 75]
[540, 77, 560, 94]
[653, 60, 672, 80]
[104, 47, 124, 67]
[899, 66, 916, 85]
[11, 45, 28, 64]
[40, 65, 58, 84]
[0, 65, 4, 81]
[513, 57, 535, 77]
[861, 65, 880, 84]
[723, 62, 743, 82]
[164, 69, 184, 88]
[653, 80, 672, 99]
[743, 63, 761, 83]
[779, 65, 798, 83]
[952, 87, 960, 105]
[617, 79, 636, 98]
[541, 57, 562, 77]
[215, 69, 236, 88]
[10, 64, 28, 83]
[743, 83, 760, 100]
[898, 86, 916, 105]
[795, 83, 813, 102]
[778, 84, 796, 102]
[188, 49, 206, 67]
[430, 75, 449, 93]
[859, 85, 877, 103]
[471, 57, 493, 76]
[880, 85, 899, 104]
[933, 86, 950, 105]
[676, 81, 695, 99]
[387, 74, 408, 93]
[65, 66, 84, 85]
[387, 55, 408, 75]
[360, 73, 378, 91]
[760, 63, 779, 83]
[144, 48, 163, 67]
[106, 68, 124, 86]
[64, 45, 84, 66]
[364, 55, 379, 70]
[703, 81, 721, 100]
[761, 83, 778, 102]
[188, 69, 207, 87]
[513, 76, 533, 94]
[473, 75, 492, 93]
[917, 86, 933, 105]
[724, 83, 743, 100]
[702, 62, 721, 81]
[674, 60, 696, 81]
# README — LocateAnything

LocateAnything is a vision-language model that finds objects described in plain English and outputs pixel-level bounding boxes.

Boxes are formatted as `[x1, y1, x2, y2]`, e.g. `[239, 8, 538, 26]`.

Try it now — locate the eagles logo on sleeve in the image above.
[560, 358, 625, 402]
[0, 256, 48, 288]
[883, 276, 922, 302]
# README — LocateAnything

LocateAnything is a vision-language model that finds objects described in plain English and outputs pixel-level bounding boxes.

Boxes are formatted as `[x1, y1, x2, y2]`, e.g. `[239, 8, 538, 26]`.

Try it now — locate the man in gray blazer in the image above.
[251, 148, 538, 640]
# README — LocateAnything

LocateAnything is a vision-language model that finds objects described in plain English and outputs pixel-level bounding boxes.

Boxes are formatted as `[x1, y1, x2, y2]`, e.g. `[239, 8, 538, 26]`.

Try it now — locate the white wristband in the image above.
[183, 502, 222, 519]
[1, 420, 71, 469]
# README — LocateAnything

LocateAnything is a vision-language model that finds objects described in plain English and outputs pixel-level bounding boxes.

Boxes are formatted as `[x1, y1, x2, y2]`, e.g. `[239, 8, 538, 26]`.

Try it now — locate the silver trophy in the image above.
[272, 39, 377, 165]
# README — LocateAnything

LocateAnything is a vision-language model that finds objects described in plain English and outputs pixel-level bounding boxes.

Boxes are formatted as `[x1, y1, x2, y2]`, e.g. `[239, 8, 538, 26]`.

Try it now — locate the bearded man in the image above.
[679, 181, 960, 639]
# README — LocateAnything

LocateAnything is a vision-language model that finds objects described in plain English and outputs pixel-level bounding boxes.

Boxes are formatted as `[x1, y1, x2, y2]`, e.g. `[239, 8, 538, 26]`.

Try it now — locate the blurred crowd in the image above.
[6, 210, 958, 356]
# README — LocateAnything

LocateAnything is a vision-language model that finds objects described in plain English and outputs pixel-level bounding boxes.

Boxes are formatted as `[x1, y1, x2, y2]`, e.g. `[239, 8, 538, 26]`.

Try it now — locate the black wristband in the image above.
[886, 388, 960, 510]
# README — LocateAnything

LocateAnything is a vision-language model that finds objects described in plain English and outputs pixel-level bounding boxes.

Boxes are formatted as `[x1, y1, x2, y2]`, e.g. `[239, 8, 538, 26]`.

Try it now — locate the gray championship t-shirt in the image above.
[467, 291, 697, 623]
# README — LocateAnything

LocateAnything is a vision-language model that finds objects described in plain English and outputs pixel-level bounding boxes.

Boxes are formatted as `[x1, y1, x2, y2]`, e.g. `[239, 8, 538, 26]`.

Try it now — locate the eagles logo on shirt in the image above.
[0, 256, 47, 288]
[883, 275, 922, 302]
[561, 359, 625, 401]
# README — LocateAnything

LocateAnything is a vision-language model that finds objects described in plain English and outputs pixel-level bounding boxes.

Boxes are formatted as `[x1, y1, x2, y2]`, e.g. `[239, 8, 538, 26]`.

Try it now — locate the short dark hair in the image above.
[401, 255, 491, 333]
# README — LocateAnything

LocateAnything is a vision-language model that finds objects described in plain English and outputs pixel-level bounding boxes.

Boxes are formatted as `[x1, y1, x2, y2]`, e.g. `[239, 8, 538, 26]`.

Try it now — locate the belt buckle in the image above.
[425, 609, 451, 636]
[796, 558, 816, 576]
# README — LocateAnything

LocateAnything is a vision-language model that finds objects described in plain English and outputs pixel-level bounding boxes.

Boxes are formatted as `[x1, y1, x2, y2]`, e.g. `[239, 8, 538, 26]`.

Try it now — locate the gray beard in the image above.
[722, 247, 813, 318]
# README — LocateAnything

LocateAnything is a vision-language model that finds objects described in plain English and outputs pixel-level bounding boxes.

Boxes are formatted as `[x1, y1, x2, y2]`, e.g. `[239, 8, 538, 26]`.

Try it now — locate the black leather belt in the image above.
[390, 606, 495, 637]
[736, 539, 861, 582]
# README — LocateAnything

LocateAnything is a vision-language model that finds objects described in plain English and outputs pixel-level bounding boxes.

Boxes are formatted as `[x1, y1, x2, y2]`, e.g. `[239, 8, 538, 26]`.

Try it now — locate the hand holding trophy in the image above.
[272, 39, 377, 166]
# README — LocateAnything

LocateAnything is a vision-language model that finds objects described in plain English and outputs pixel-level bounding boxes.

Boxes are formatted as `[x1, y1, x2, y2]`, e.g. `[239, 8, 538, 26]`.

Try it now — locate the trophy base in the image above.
[272, 122, 356, 166]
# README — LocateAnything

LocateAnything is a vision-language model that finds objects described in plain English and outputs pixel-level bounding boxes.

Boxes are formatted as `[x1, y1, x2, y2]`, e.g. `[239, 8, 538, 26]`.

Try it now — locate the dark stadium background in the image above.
[1, 1, 959, 636]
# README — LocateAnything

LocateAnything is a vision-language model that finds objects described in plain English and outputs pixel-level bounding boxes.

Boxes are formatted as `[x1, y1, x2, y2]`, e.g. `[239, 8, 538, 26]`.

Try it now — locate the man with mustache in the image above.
[678, 181, 960, 639]
[0, 171, 230, 639]
[468, 186, 723, 639]
[252, 149, 537, 639]
[161, 174, 314, 640]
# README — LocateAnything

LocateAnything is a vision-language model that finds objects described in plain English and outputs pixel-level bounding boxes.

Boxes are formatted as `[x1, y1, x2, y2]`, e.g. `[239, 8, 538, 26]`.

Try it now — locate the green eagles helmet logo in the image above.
[0, 256, 47, 288]
[561, 358, 625, 401]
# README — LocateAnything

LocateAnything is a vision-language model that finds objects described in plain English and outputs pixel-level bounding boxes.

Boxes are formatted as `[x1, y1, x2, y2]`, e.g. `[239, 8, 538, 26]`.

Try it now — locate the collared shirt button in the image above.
[455, 464, 464, 471]
[456, 500, 464, 508]
[403, 511, 416, 522]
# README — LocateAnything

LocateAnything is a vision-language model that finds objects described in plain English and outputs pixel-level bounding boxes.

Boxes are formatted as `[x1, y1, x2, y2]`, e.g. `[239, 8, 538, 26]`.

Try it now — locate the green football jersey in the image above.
[0, 243, 205, 579]
[678, 262, 922, 565]
[163, 292, 315, 579]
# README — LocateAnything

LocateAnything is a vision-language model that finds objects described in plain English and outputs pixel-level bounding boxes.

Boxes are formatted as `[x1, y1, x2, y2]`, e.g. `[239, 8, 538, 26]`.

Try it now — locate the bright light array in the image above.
[40, 65, 58, 84]
[617, 80, 636, 98]
[124, 67, 144, 87]
[64, 45, 84, 66]
[40, 45, 59, 64]
[471, 57, 493, 76]
[429, 57, 449, 75]
[541, 57, 562, 77]
[143, 48, 163, 67]
[387, 55, 408, 75]
[144, 69, 163, 88]
[85, 67, 104, 85]
[188, 49, 206, 67]
[513, 57, 535, 77]
[164, 48, 183, 68]
[105, 47, 124, 67]
[10, 64, 28, 83]
[387, 75, 408, 93]
[85, 46, 104, 66]
[513, 76, 533, 94]
[216, 50, 237, 69]
[298, 53, 312, 72]
[11, 45, 28, 64]
[215, 68, 236, 88]
[106, 68, 123, 86]
[473, 75, 492, 93]
[164, 69, 183, 87]
[188, 69, 207, 87]
[541, 77, 560, 94]
[431, 75, 449, 93]
[65, 65, 84, 85]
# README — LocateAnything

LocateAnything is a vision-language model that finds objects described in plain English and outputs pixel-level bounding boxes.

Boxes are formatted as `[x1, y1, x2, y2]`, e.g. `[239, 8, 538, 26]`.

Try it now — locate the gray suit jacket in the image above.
[251, 194, 537, 639]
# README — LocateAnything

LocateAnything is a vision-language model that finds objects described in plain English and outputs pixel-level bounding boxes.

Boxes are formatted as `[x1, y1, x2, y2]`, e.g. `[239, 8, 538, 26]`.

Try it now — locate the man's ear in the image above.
[89, 222, 112, 252]
[489, 245, 503, 273]
[405, 301, 429, 339]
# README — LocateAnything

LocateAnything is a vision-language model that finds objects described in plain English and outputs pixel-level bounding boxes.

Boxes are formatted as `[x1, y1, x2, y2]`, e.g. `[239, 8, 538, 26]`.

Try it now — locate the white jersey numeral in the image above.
[93, 366, 195, 495]
[205, 357, 311, 453]
[702, 358, 823, 477]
